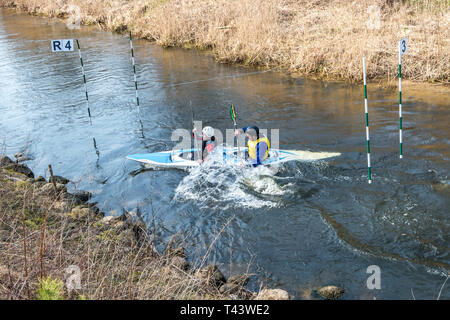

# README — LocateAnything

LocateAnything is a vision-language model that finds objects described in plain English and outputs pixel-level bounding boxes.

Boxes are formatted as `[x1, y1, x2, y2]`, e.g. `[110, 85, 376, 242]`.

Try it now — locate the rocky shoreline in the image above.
[0, 154, 345, 300]
[0, 155, 283, 299]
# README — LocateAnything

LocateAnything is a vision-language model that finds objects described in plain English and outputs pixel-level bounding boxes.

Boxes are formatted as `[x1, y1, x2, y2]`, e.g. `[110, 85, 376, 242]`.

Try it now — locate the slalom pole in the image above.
[129, 32, 140, 114]
[398, 38, 407, 159]
[76, 39, 92, 124]
[398, 44, 403, 159]
[363, 57, 372, 184]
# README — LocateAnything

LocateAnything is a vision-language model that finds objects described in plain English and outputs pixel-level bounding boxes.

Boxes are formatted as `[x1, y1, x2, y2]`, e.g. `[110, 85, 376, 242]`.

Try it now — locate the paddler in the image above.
[192, 126, 216, 163]
[234, 126, 270, 167]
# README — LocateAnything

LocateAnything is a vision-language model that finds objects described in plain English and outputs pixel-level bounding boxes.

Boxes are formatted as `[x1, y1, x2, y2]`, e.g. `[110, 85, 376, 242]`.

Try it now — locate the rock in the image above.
[115, 211, 134, 231]
[114, 221, 126, 230]
[219, 282, 241, 295]
[52, 175, 69, 185]
[101, 216, 115, 224]
[4, 164, 34, 178]
[72, 190, 92, 203]
[56, 183, 67, 193]
[117, 211, 130, 222]
[219, 274, 251, 295]
[14, 152, 32, 162]
[33, 181, 46, 189]
[255, 289, 290, 300]
[171, 256, 190, 271]
[69, 207, 91, 220]
[238, 289, 255, 300]
[62, 193, 83, 206]
[52, 184, 66, 195]
[86, 203, 101, 215]
[132, 221, 147, 245]
[118, 210, 138, 222]
[55, 200, 72, 212]
[34, 176, 46, 182]
[0, 156, 14, 167]
[195, 265, 226, 287]
[39, 182, 66, 195]
[228, 274, 251, 286]
[100, 216, 126, 230]
[166, 246, 186, 258]
[116, 210, 144, 232]
[317, 286, 345, 300]
[39, 183, 54, 195]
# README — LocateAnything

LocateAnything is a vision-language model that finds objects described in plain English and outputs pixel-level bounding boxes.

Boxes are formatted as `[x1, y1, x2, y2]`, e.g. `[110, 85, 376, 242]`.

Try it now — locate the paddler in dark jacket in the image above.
[234, 126, 270, 167]
[192, 126, 216, 163]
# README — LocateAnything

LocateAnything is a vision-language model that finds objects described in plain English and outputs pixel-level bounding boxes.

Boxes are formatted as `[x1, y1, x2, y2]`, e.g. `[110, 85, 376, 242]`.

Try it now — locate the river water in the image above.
[0, 9, 448, 299]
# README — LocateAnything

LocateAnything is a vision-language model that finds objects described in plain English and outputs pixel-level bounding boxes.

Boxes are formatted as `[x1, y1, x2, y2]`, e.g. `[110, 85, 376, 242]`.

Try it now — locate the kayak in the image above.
[127, 147, 340, 169]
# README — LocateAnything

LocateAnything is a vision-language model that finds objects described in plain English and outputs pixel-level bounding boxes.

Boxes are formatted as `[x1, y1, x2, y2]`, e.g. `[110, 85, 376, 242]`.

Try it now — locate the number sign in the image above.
[399, 38, 407, 55]
[51, 39, 74, 52]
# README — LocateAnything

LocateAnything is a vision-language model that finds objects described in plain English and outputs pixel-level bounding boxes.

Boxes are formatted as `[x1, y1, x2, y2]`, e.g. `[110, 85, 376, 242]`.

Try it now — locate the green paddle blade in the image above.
[230, 104, 236, 124]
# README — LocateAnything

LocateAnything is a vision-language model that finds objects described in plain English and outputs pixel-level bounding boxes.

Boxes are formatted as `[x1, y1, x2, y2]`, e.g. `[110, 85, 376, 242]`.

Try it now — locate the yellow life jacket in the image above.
[247, 136, 270, 160]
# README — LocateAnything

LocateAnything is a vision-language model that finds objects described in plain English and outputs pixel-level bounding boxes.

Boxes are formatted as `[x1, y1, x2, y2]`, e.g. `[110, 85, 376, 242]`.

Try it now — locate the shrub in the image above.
[36, 276, 65, 300]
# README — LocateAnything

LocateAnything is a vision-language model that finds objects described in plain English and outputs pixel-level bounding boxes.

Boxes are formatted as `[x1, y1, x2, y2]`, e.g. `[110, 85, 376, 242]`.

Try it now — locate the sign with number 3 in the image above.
[399, 38, 407, 55]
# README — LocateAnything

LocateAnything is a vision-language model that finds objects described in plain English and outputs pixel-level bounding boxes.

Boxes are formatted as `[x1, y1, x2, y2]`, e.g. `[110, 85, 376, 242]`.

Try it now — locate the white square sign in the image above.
[399, 38, 407, 55]
[51, 39, 74, 52]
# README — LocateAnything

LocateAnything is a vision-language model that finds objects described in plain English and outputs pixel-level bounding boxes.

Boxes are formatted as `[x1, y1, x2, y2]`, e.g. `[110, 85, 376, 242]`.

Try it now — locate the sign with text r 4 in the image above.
[51, 39, 74, 52]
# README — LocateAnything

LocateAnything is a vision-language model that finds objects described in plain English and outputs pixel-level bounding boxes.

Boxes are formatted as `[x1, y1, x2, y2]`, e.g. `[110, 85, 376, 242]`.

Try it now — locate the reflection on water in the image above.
[0, 9, 449, 299]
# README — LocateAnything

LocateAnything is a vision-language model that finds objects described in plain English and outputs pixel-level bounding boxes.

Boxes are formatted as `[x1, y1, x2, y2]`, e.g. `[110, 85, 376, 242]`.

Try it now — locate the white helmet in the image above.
[202, 126, 214, 138]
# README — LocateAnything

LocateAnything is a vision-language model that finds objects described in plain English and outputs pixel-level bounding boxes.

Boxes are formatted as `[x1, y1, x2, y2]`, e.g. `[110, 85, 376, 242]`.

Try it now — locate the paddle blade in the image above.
[190, 101, 194, 125]
[279, 149, 341, 161]
[230, 104, 236, 124]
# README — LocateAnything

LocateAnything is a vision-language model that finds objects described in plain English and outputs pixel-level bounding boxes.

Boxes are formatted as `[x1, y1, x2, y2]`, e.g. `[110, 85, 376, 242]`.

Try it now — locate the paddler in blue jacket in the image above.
[234, 126, 270, 167]
[192, 126, 216, 163]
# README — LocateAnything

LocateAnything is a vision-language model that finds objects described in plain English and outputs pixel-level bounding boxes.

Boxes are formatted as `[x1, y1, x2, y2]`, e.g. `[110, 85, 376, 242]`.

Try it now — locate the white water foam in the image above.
[173, 151, 293, 210]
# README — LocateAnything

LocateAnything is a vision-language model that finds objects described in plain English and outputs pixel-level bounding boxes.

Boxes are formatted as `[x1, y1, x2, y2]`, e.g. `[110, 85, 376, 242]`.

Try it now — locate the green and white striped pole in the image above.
[398, 54, 403, 159]
[75, 39, 92, 125]
[398, 38, 407, 159]
[129, 32, 140, 114]
[363, 57, 372, 184]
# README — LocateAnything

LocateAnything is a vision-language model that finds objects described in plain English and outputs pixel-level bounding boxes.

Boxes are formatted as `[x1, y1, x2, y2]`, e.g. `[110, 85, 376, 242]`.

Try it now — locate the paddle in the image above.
[230, 104, 242, 159]
[190, 101, 201, 161]
[230, 103, 237, 129]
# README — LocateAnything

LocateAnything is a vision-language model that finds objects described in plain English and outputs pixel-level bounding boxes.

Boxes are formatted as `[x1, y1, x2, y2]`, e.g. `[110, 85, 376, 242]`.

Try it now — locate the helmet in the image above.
[202, 126, 214, 138]
[246, 126, 259, 139]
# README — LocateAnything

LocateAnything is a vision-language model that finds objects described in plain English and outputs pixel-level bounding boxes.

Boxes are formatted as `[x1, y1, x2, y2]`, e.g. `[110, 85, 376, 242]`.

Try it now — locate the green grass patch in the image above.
[23, 209, 44, 229]
[14, 180, 31, 190]
[36, 276, 65, 300]
[96, 229, 118, 243]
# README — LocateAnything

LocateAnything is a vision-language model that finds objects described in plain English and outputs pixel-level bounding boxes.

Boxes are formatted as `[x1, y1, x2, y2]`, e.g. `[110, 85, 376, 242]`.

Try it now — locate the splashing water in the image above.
[173, 149, 294, 210]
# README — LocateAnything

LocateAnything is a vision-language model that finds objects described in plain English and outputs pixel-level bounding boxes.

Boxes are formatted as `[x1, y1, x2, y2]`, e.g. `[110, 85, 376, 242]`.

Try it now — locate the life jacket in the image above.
[247, 135, 270, 160]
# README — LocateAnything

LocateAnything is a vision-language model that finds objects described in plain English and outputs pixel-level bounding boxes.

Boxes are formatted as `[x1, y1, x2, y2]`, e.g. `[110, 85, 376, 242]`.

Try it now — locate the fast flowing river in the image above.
[0, 9, 448, 299]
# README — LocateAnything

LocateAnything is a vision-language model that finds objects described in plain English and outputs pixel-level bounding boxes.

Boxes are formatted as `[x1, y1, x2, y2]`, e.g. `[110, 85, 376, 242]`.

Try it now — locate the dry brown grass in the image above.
[0, 0, 448, 83]
[0, 165, 250, 300]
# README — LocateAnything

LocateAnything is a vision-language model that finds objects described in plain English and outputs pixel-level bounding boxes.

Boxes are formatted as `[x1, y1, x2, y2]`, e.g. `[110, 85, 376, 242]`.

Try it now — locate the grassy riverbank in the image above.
[0, 156, 256, 300]
[0, 0, 448, 84]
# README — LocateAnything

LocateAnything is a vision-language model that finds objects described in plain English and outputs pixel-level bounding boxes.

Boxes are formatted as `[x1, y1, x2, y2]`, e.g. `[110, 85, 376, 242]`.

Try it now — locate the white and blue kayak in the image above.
[127, 147, 340, 169]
